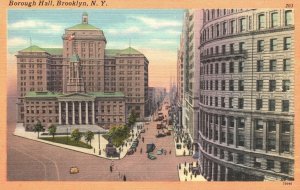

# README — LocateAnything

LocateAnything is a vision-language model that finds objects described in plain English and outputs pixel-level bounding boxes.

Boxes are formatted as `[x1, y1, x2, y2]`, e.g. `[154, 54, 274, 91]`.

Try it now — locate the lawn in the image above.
[41, 136, 92, 149]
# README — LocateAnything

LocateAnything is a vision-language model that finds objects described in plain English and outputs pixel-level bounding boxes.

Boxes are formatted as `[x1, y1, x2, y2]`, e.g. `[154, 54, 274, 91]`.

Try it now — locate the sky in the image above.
[7, 9, 185, 93]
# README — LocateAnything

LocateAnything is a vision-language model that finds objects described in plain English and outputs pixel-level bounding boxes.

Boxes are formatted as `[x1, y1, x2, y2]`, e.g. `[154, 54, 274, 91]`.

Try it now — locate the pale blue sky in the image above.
[8, 9, 184, 53]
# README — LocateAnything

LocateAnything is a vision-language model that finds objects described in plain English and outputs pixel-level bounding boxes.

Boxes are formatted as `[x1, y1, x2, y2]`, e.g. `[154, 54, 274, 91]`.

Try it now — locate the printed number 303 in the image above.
[286, 4, 293, 8]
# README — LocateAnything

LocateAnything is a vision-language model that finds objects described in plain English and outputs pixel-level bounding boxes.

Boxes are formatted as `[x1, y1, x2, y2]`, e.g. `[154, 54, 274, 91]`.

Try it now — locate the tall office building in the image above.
[181, 10, 202, 142]
[16, 12, 149, 129]
[198, 9, 294, 181]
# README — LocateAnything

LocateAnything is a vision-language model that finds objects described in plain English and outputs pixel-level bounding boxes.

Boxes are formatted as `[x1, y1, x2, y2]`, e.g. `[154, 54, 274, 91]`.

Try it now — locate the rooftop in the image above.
[88, 91, 125, 98]
[105, 47, 144, 58]
[20, 45, 63, 55]
[25, 91, 63, 98]
[67, 23, 100, 30]
[25, 91, 125, 98]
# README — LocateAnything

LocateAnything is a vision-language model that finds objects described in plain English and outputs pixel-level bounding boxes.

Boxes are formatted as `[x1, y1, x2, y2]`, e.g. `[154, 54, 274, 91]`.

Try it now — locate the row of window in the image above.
[201, 59, 291, 75]
[202, 10, 293, 42]
[200, 95, 290, 112]
[203, 144, 290, 174]
[200, 79, 291, 92]
[201, 37, 292, 58]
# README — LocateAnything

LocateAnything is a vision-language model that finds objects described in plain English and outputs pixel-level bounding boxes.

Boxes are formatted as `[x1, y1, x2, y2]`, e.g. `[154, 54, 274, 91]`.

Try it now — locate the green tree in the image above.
[71, 128, 82, 144]
[128, 112, 137, 127]
[33, 120, 45, 139]
[107, 125, 130, 147]
[48, 124, 57, 140]
[84, 130, 94, 146]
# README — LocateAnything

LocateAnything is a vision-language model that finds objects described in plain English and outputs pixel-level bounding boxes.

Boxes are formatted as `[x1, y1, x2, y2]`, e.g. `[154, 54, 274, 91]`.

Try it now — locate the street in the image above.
[7, 96, 194, 181]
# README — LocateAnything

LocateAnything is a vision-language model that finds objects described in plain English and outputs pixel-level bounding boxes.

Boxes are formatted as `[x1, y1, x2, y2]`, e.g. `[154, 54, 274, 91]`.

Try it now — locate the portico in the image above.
[58, 93, 95, 125]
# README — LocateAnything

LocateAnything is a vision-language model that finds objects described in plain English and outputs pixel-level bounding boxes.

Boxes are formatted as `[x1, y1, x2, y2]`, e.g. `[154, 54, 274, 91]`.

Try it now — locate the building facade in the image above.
[182, 10, 202, 142]
[198, 9, 294, 181]
[17, 12, 149, 129]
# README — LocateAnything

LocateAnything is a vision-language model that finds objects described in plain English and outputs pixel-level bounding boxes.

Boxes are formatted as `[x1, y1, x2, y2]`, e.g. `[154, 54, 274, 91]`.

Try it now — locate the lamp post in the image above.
[66, 127, 69, 144]
[98, 130, 100, 152]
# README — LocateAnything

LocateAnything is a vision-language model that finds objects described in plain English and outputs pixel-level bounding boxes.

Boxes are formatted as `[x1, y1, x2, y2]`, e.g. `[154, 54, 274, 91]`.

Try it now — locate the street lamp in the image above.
[98, 130, 101, 153]
[66, 127, 69, 144]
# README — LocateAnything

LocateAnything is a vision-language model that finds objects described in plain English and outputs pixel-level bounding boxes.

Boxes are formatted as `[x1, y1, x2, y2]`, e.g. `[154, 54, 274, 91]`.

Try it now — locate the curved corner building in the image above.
[198, 9, 294, 181]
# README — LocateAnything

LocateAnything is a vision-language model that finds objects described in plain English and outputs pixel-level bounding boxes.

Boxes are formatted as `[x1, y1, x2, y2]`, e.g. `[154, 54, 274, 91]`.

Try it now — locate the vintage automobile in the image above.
[147, 152, 157, 160]
[156, 133, 166, 138]
[165, 131, 171, 136]
[70, 166, 79, 174]
[146, 143, 156, 153]
[156, 123, 162, 129]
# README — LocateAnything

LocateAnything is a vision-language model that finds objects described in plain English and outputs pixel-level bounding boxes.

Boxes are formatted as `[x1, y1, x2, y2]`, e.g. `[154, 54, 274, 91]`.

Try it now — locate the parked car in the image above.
[156, 123, 162, 129]
[156, 133, 166, 138]
[145, 122, 150, 125]
[166, 131, 171, 136]
[141, 129, 146, 133]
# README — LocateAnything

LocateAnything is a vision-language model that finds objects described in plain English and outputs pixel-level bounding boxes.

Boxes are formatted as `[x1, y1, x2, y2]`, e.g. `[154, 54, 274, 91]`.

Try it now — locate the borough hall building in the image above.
[16, 12, 149, 129]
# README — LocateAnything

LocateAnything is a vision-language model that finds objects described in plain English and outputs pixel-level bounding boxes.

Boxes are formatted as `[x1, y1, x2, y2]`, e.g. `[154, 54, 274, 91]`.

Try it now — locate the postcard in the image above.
[1, 0, 299, 190]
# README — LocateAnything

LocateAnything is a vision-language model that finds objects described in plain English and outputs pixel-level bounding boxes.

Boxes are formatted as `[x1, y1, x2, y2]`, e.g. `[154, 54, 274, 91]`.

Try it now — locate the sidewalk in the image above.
[14, 122, 143, 160]
[178, 162, 206, 181]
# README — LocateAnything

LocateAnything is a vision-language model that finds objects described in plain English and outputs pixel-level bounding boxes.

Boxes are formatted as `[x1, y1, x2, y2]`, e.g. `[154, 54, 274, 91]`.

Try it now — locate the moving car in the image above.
[148, 152, 157, 160]
[156, 133, 166, 138]
[70, 166, 79, 174]
[146, 143, 156, 153]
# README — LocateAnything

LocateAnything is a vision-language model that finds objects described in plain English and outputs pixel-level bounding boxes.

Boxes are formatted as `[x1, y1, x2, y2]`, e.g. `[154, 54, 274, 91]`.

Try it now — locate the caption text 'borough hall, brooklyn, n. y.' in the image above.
[16, 12, 150, 130]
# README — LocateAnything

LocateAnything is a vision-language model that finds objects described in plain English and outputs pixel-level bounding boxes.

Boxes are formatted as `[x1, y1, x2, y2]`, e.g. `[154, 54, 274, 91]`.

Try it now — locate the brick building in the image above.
[16, 12, 149, 129]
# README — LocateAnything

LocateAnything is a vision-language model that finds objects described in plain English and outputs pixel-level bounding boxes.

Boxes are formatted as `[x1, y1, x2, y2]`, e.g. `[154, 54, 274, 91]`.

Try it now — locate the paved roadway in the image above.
[7, 96, 194, 181]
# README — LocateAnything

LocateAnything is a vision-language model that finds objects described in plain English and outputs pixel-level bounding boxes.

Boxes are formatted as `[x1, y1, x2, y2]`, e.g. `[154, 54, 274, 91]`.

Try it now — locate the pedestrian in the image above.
[123, 175, 127, 181]
[140, 148, 142, 154]
[110, 165, 112, 172]
[169, 150, 171, 154]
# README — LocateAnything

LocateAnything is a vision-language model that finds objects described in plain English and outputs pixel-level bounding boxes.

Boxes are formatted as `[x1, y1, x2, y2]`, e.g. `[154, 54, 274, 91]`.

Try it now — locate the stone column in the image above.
[218, 115, 221, 143]
[263, 120, 267, 152]
[212, 115, 215, 141]
[290, 123, 294, 156]
[204, 158, 208, 178]
[79, 102, 82, 124]
[58, 102, 62, 125]
[72, 101, 75, 125]
[207, 114, 210, 139]
[212, 162, 216, 181]
[225, 167, 229, 181]
[65, 102, 69, 125]
[92, 101, 95, 124]
[234, 118, 237, 147]
[217, 164, 221, 181]
[276, 121, 280, 153]
[85, 101, 89, 124]
[208, 161, 212, 180]
[225, 117, 228, 145]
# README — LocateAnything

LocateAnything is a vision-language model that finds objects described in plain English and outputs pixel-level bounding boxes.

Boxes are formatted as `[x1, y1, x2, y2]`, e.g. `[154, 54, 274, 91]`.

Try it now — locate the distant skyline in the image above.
[7, 9, 184, 91]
